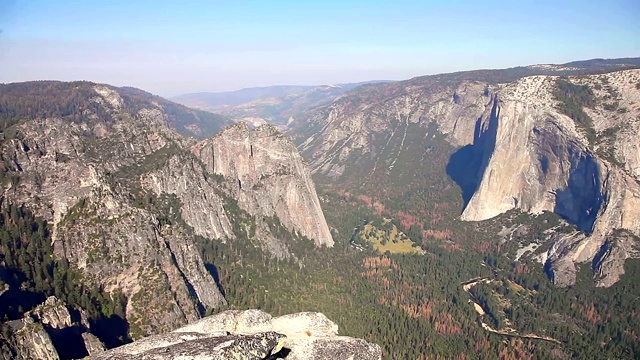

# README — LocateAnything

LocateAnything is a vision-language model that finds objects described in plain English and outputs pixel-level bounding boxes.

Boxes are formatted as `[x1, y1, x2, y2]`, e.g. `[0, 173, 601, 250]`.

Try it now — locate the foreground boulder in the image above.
[92, 310, 382, 360]
[92, 331, 285, 360]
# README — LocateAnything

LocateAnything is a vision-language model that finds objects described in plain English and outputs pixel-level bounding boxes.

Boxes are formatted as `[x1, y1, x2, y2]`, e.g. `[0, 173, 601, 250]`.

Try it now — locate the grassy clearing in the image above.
[360, 219, 423, 254]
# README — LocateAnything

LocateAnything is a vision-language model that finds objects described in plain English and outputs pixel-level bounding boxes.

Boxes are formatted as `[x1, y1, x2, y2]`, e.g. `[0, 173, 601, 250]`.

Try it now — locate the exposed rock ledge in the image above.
[1, 296, 104, 360]
[92, 310, 382, 360]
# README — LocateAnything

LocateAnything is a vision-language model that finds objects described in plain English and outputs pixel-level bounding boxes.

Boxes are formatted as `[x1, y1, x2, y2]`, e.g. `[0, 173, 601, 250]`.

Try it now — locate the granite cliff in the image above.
[193, 122, 333, 248]
[289, 62, 640, 287]
[0, 84, 227, 337]
[459, 70, 640, 287]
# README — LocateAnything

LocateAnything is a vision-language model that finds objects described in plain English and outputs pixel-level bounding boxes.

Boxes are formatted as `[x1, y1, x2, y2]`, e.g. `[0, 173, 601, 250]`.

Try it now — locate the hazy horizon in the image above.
[1, 0, 639, 97]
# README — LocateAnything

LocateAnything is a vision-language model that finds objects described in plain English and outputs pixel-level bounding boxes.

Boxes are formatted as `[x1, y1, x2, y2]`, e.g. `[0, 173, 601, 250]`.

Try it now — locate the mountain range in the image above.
[171, 81, 392, 126]
[0, 57, 639, 359]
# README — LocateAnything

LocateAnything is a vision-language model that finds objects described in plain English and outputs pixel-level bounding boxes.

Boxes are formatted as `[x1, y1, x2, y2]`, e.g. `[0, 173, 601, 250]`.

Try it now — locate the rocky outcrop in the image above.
[11, 320, 59, 360]
[27, 296, 73, 329]
[592, 231, 640, 287]
[82, 332, 107, 356]
[50, 179, 227, 337]
[93, 310, 381, 360]
[194, 122, 334, 247]
[0, 85, 228, 337]
[93, 332, 285, 360]
[1, 296, 106, 360]
[142, 122, 335, 257]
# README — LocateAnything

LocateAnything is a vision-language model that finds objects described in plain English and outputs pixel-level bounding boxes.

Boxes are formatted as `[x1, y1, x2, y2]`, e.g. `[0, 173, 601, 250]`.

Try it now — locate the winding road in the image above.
[462, 276, 562, 345]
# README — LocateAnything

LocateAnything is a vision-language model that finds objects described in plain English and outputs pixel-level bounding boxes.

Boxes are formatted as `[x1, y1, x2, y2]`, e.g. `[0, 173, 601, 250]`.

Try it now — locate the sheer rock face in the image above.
[458, 72, 640, 286]
[141, 154, 235, 242]
[93, 310, 381, 360]
[194, 122, 334, 247]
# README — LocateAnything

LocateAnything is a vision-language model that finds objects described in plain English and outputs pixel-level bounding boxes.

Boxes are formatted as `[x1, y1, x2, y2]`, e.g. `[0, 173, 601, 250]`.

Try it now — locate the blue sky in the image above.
[1, 0, 639, 96]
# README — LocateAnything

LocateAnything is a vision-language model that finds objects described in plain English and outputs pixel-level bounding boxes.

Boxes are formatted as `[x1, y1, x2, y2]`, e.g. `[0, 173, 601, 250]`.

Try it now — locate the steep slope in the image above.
[0, 81, 334, 350]
[0, 296, 104, 359]
[289, 59, 640, 287]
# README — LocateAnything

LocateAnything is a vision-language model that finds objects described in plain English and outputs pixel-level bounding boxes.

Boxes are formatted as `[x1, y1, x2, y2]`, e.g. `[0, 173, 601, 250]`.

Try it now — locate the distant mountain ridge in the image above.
[560, 57, 640, 69]
[0, 81, 233, 140]
[172, 81, 392, 107]
[172, 85, 315, 107]
[171, 81, 393, 126]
